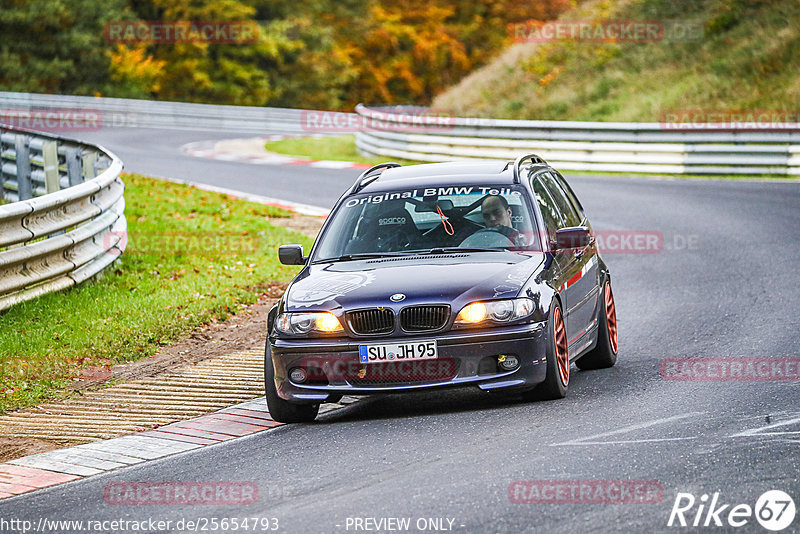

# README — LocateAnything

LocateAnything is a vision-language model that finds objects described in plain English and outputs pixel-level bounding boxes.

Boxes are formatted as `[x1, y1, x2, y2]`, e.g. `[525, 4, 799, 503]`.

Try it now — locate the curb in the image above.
[153, 175, 331, 217]
[0, 397, 353, 501]
[182, 136, 372, 171]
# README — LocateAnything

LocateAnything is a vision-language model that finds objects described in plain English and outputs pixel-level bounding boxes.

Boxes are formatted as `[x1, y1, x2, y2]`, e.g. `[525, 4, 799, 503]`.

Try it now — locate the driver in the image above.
[481, 195, 513, 228]
[481, 195, 526, 246]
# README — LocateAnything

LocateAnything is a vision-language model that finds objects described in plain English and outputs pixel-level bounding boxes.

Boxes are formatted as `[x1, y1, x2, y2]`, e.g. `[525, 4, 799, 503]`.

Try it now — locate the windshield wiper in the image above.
[422, 247, 507, 254]
[313, 252, 408, 263]
[314, 248, 509, 263]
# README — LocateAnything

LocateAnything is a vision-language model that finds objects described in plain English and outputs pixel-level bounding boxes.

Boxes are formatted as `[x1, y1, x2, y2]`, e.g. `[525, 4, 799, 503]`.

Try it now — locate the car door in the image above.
[530, 174, 576, 334]
[540, 172, 600, 349]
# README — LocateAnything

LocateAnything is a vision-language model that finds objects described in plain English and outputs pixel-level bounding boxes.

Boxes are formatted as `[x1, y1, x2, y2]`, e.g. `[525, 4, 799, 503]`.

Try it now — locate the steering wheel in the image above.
[460, 226, 516, 247]
[376, 227, 418, 252]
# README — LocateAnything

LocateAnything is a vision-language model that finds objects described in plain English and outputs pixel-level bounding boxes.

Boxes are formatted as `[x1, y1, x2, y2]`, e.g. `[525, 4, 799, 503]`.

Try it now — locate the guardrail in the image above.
[0, 92, 356, 134]
[0, 125, 125, 311]
[354, 105, 800, 175]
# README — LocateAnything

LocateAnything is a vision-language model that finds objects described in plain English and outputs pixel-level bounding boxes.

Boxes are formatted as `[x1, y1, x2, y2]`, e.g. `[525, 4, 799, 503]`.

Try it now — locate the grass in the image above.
[0, 173, 314, 413]
[264, 135, 422, 166]
[432, 0, 800, 122]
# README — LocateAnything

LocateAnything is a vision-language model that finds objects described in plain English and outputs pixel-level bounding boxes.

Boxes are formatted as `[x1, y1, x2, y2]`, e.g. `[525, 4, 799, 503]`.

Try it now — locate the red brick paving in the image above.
[0, 464, 79, 496]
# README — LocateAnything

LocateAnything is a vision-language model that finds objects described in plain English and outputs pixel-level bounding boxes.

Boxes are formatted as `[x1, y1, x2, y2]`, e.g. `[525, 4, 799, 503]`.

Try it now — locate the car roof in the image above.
[357, 161, 550, 194]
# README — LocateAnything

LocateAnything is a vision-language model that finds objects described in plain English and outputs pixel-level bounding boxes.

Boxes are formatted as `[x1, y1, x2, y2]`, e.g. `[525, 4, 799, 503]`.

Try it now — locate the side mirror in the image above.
[555, 227, 591, 250]
[278, 245, 306, 265]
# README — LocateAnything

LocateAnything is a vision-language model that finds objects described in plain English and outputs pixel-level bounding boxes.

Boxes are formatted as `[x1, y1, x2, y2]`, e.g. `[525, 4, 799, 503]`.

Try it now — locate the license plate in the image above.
[358, 340, 438, 364]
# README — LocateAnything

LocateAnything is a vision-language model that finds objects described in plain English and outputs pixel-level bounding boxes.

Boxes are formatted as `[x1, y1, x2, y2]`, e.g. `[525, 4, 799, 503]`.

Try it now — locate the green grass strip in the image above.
[0, 173, 312, 413]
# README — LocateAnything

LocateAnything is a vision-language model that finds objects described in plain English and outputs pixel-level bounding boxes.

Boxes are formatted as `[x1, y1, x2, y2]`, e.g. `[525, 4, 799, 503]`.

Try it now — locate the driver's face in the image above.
[482, 198, 512, 228]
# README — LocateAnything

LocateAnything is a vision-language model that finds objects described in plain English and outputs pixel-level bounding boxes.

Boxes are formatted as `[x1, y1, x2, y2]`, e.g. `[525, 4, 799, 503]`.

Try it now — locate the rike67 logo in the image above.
[668, 490, 795, 531]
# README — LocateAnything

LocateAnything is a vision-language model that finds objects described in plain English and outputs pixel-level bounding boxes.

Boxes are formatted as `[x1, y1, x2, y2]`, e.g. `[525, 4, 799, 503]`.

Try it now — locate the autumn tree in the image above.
[0, 0, 574, 108]
[125, 0, 300, 105]
[0, 0, 132, 95]
[267, 0, 575, 108]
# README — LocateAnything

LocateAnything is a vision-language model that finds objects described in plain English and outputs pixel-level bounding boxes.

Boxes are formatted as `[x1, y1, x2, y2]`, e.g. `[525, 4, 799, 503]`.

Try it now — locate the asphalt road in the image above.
[76, 128, 355, 209]
[2, 127, 799, 533]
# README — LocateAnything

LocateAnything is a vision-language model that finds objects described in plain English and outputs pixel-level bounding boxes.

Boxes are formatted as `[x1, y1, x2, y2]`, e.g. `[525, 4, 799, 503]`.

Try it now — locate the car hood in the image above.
[285, 252, 544, 312]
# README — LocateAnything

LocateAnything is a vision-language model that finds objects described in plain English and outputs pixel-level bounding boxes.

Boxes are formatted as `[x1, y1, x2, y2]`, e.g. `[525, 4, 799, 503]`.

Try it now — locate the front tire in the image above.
[576, 281, 618, 370]
[264, 342, 319, 423]
[526, 300, 569, 400]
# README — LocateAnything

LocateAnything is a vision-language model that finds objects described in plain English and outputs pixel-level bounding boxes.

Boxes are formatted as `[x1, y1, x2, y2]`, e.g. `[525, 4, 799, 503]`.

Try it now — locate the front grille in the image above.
[347, 308, 394, 335]
[348, 358, 459, 385]
[400, 305, 450, 332]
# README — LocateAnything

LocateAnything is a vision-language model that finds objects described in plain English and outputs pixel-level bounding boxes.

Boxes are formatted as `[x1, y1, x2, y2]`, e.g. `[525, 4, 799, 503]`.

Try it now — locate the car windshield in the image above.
[313, 185, 542, 261]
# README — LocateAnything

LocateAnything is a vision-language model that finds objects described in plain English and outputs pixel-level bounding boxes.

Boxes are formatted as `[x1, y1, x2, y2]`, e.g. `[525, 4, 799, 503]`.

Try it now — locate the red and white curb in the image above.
[0, 397, 351, 500]
[182, 136, 372, 171]
[155, 176, 331, 217]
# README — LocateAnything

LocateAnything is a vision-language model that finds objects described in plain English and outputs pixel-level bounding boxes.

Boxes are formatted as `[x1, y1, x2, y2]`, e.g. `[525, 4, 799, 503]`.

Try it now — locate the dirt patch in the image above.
[0, 437, 66, 463]
[269, 214, 325, 240]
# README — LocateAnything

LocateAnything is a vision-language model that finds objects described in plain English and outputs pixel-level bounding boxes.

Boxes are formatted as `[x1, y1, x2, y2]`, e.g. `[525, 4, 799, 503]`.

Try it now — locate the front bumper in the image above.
[269, 322, 548, 403]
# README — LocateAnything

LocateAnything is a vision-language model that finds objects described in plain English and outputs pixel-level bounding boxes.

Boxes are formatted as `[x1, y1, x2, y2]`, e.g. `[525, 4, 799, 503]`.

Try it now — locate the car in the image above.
[265, 154, 618, 422]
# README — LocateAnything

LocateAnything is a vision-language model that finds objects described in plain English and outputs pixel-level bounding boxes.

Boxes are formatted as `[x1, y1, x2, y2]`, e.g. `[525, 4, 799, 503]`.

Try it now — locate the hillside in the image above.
[0, 0, 571, 111]
[432, 0, 800, 121]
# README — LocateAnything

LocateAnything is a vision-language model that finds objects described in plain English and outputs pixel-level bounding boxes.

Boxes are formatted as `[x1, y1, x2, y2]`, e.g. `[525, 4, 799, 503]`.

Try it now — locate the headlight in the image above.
[275, 312, 344, 335]
[454, 298, 535, 326]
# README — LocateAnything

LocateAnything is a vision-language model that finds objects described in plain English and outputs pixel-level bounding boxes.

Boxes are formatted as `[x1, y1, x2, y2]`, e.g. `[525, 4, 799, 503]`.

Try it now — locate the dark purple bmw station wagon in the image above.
[265, 155, 618, 422]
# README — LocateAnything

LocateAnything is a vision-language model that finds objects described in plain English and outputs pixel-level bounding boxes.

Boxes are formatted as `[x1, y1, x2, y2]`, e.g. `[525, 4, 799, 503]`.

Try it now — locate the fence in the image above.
[0, 125, 125, 311]
[354, 105, 800, 175]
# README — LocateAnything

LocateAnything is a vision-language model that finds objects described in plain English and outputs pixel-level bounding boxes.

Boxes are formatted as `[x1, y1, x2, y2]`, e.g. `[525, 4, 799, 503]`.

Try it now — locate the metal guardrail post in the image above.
[0, 127, 4, 202]
[42, 140, 60, 193]
[82, 151, 97, 180]
[66, 147, 83, 186]
[14, 135, 33, 200]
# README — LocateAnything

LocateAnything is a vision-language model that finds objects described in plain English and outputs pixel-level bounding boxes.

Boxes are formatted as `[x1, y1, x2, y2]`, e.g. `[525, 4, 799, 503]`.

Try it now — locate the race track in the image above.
[77, 128, 354, 209]
[2, 127, 799, 533]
